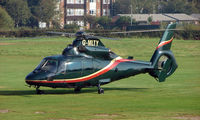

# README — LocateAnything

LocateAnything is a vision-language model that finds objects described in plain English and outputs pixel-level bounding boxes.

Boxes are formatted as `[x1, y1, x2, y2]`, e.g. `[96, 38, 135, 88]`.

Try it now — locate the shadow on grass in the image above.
[0, 87, 149, 96]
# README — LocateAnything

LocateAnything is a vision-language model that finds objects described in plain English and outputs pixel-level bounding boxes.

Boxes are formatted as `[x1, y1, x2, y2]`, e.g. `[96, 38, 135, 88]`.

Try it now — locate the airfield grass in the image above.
[0, 36, 200, 120]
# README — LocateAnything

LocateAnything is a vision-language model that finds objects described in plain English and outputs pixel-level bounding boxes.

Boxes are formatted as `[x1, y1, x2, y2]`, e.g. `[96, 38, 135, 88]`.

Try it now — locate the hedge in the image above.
[0, 29, 46, 37]
[0, 29, 199, 40]
[88, 30, 200, 40]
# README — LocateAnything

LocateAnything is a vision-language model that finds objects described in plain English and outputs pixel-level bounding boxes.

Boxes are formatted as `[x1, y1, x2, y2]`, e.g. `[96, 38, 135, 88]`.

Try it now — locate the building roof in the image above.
[118, 13, 199, 22]
[165, 14, 199, 21]
[190, 14, 200, 20]
[118, 14, 174, 22]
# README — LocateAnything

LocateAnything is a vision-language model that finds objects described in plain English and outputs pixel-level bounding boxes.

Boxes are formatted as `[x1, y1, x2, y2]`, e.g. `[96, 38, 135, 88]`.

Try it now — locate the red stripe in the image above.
[29, 59, 135, 84]
[156, 37, 173, 50]
[116, 59, 136, 62]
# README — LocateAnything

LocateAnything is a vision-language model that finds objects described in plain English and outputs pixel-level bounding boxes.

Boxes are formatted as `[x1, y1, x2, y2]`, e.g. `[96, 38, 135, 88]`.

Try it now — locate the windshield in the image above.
[35, 59, 58, 73]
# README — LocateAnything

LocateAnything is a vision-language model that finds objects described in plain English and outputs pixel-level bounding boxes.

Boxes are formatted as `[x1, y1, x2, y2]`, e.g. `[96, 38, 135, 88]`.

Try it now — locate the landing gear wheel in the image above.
[98, 88, 104, 94]
[36, 86, 44, 94]
[36, 90, 44, 94]
[97, 84, 104, 94]
[74, 87, 81, 93]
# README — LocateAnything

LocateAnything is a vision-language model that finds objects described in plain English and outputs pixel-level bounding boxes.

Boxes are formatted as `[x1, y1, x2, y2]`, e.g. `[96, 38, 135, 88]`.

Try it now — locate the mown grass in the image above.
[0, 37, 200, 120]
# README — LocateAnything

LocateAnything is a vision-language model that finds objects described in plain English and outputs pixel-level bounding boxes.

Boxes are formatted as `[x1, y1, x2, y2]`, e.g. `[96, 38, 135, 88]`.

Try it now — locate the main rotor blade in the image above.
[46, 31, 75, 37]
[91, 35, 120, 40]
[86, 33, 120, 40]
[110, 29, 183, 34]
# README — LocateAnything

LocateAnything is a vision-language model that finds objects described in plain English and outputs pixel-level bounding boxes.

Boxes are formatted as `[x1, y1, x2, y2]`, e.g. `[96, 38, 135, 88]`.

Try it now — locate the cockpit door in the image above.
[65, 60, 82, 79]
[82, 58, 94, 76]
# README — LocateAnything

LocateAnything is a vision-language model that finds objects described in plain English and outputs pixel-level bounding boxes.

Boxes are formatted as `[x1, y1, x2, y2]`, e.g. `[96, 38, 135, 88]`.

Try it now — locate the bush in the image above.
[86, 29, 200, 40]
[64, 24, 80, 31]
[0, 6, 14, 30]
[0, 28, 78, 37]
[175, 30, 200, 40]
[0, 29, 46, 37]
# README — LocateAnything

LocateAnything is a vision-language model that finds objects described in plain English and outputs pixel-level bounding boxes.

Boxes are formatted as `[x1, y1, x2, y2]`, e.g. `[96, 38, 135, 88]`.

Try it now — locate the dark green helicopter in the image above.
[25, 23, 178, 94]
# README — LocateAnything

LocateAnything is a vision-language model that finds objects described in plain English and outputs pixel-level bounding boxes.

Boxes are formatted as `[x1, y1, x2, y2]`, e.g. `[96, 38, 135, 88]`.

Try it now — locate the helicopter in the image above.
[25, 23, 178, 94]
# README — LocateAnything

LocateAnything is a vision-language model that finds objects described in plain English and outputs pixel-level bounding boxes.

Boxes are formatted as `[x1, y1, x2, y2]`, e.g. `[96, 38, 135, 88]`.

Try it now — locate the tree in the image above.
[27, 0, 41, 16]
[147, 16, 153, 24]
[113, 0, 155, 15]
[159, 0, 198, 14]
[33, 0, 56, 27]
[113, 0, 131, 15]
[84, 15, 98, 29]
[0, 0, 6, 7]
[113, 0, 199, 15]
[184, 3, 198, 14]
[26, 16, 39, 28]
[0, 6, 14, 30]
[131, 0, 154, 14]
[26, 0, 41, 28]
[27, 0, 41, 7]
[115, 16, 132, 30]
[5, 0, 31, 27]
[190, 0, 200, 13]
[97, 16, 112, 29]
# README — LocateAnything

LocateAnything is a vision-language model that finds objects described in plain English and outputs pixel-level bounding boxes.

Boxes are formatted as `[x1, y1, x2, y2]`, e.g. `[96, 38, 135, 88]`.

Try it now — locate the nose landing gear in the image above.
[36, 86, 44, 94]
[74, 87, 81, 93]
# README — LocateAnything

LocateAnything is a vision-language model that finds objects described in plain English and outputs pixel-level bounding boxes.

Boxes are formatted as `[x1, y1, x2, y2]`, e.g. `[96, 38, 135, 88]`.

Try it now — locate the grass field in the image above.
[0, 36, 200, 120]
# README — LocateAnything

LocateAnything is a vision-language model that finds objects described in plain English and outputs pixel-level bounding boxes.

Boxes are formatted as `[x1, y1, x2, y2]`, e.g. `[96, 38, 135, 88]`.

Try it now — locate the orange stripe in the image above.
[156, 37, 173, 50]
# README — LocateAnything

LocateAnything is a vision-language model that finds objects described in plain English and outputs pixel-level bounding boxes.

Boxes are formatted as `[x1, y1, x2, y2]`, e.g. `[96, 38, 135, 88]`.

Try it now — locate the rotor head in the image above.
[75, 31, 86, 38]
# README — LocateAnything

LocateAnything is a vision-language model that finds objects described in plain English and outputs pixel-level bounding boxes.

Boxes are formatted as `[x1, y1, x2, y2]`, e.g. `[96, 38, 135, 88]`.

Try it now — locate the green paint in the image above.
[25, 24, 178, 89]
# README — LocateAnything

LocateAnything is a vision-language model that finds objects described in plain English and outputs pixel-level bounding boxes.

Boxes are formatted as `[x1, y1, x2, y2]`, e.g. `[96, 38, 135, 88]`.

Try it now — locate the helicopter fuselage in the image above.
[25, 55, 152, 89]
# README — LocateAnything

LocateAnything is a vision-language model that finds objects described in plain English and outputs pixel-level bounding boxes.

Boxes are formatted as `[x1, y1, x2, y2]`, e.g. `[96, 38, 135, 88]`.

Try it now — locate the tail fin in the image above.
[149, 23, 178, 82]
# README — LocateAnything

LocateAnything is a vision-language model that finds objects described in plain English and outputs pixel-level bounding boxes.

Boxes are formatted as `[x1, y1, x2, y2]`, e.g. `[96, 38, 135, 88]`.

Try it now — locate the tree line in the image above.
[113, 0, 200, 15]
[0, 0, 56, 30]
[84, 15, 134, 30]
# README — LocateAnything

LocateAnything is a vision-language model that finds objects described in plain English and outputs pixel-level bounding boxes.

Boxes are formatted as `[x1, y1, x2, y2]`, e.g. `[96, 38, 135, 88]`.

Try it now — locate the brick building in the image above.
[58, 0, 115, 28]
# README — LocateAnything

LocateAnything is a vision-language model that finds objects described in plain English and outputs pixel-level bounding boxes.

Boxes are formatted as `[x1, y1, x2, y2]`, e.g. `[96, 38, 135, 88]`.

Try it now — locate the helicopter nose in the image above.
[25, 72, 35, 80]
[25, 71, 54, 81]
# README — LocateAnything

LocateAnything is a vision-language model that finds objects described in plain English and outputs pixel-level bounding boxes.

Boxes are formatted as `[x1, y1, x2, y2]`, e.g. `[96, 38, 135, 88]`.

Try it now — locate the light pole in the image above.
[130, 4, 133, 26]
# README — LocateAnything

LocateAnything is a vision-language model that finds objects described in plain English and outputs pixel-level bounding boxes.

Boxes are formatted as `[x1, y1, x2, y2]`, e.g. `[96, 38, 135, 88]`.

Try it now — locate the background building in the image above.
[59, 0, 115, 28]
[118, 13, 199, 25]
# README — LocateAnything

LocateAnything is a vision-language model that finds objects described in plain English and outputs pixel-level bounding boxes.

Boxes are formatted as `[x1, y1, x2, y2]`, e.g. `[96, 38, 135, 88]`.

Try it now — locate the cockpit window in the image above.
[35, 59, 58, 73]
